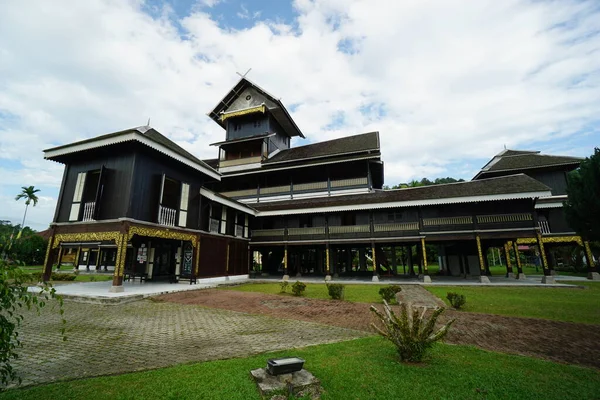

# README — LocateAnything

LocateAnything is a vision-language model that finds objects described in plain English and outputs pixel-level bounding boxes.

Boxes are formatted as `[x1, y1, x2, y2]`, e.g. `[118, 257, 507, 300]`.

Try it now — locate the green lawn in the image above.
[223, 282, 383, 303]
[2, 337, 598, 400]
[226, 281, 600, 324]
[19, 265, 113, 283]
[425, 281, 600, 325]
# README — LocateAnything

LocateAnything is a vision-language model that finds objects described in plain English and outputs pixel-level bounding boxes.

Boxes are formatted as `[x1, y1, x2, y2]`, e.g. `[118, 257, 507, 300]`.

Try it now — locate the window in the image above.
[69, 166, 105, 221]
[387, 212, 402, 222]
[157, 174, 189, 227]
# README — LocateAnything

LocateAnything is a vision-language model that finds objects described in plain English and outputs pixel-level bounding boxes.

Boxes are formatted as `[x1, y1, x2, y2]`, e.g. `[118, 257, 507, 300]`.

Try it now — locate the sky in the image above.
[0, 0, 599, 231]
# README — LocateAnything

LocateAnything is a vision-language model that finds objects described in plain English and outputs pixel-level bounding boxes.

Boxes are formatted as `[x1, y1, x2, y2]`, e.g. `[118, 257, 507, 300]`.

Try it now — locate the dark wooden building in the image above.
[41, 77, 597, 292]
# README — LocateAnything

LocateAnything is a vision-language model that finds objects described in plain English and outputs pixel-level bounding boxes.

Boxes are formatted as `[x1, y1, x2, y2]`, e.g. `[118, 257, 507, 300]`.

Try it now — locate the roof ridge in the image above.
[382, 173, 532, 193]
[278, 131, 379, 153]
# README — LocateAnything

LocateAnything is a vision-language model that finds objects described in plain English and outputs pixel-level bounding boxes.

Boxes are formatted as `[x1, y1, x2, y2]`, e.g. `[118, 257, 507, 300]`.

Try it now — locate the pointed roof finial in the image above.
[236, 68, 252, 79]
[504, 143, 506, 149]
[147, 118, 151, 126]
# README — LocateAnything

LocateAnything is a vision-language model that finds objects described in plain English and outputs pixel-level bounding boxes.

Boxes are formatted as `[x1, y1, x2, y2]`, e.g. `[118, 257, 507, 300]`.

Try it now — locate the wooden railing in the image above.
[293, 181, 328, 191]
[288, 227, 326, 235]
[158, 205, 177, 227]
[477, 213, 532, 223]
[260, 185, 291, 195]
[374, 222, 419, 232]
[423, 216, 472, 226]
[330, 177, 368, 188]
[220, 188, 258, 198]
[82, 202, 95, 221]
[329, 225, 371, 234]
[219, 156, 262, 168]
[252, 228, 285, 237]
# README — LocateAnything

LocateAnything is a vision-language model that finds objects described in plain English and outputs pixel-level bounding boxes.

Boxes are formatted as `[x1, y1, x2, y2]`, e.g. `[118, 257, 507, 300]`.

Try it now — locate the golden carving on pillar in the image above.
[541, 235, 583, 246]
[43, 235, 54, 269]
[476, 235, 485, 272]
[504, 243, 512, 269]
[194, 240, 201, 276]
[420, 238, 428, 270]
[226, 243, 230, 272]
[584, 241, 594, 267]
[536, 234, 549, 270]
[372, 246, 377, 271]
[127, 226, 198, 248]
[283, 247, 288, 270]
[113, 233, 128, 277]
[326, 247, 330, 273]
[513, 241, 522, 270]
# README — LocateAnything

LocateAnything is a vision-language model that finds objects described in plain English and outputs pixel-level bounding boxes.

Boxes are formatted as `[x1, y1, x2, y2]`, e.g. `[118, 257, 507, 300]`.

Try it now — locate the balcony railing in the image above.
[82, 202, 95, 221]
[288, 227, 326, 235]
[423, 216, 473, 226]
[477, 213, 532, 223]
[158, 205, 177, 227]
[252, 228, 285, 237]
[329, 225, 371, 234]
[374, 222, 419, 232]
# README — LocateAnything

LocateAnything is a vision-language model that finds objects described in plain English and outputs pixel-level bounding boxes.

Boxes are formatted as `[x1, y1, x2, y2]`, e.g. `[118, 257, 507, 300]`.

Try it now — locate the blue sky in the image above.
[0, 0, 599, 230]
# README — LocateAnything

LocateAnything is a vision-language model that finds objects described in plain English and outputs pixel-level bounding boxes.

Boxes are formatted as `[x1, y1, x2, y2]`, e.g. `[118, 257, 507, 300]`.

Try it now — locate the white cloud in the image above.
[0, 0, 599, 228]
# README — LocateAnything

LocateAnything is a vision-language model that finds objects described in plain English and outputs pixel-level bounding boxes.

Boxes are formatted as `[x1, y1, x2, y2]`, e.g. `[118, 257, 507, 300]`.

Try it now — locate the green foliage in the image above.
[0, 259, 66, 388]
[326, 283, 345, 300]
[0, 222, 47, 265]
[370, 301, 454, 362]
[564, 147, 600, 242]
[291, 281, 306, 297]
[385, 177, 465, 190]
[446, 292, 466, 309]
[378, 285, 402, 303]
[28, 272, 77, 282]
[279, 280, 289, 293]
[14, 186, 40, 207]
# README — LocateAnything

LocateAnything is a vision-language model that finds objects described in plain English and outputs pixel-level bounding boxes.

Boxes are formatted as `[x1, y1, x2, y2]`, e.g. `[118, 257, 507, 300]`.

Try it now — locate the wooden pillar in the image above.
[96, 248, 103, 271]
[226, 242, 230, 276]
[42, 234, 55, 282]
[391, 245, 397, 274]
[583, 240, 598, 280]
[476, 234, 490, 283]
[371, 243, 379, 282]
[110, 233, 127, 292]
[421, 238, 429, 276]
[536, 234, 554, 283]
[513, 241, 525, 279]
[407, 245, 414, 276]
[85, 248, 91, 271]
[504, 242, 514, 278]
[55, 246, 63, 271]
[283, 244, 289, 280]
[194, 238, 201, 277]
[325, 244, 331, 280]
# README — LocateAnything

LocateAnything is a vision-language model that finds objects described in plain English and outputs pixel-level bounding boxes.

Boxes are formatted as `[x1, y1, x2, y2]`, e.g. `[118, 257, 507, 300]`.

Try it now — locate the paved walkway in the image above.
[11, 300, 366, 387]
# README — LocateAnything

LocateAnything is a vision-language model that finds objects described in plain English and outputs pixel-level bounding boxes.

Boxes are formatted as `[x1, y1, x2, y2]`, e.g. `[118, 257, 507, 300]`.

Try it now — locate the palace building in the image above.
[41, 77, 598, 292]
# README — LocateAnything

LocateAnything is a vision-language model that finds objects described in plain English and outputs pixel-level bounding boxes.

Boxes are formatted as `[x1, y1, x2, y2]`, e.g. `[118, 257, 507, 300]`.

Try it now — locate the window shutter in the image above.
[157, 173, 166, 222]
[178, 183, 190, 227]
[220, 206, 227, 234]
[69, 172, 87, 221]
[244, 215, 249, 238]
[93, 166, 106, 220]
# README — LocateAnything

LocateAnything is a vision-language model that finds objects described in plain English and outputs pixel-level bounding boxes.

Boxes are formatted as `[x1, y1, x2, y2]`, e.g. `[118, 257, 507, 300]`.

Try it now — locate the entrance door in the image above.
[153, 242, 176, 279]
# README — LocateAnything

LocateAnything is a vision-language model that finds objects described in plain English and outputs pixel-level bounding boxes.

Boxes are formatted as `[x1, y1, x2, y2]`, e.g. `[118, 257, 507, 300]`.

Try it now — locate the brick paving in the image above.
[11, 299, 367, 387]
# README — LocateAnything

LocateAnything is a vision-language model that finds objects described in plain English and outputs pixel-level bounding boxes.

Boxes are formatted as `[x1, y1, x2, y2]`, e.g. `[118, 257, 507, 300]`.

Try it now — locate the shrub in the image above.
[279, 280, 289, 293]
[291, 281, 306, 296]
[378, 285, 402, 303]
[446, 292, 466, 309]
[326, 283, 345, 300]
[89, 276, 97, 282]
[370, 301, 454, 362]
[51, 273, 77, 281]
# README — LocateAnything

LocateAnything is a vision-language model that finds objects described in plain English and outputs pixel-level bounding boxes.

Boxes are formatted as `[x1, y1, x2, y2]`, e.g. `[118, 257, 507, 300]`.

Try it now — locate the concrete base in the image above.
[550, 269, 557, 276]
[541, 275, 556, 284]
[517, 273, 527, 280]
[250, 368, 322, 399]
[587, 272, 600, 281]
[479, 276, 491, 284]
[421, 275, 432, 283]
[507, 272, 515, 279]
[372, 275, 380, 282]
[225, 276, 230, 281]
[109, 285, 124, 293]
[324, 275, 332, 281]
[282, 275, 290, 281]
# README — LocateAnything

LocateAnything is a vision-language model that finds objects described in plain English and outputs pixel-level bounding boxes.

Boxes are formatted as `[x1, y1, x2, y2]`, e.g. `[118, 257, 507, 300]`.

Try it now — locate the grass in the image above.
[226, 281, 600, 325]
[18, 265, 113, 283]
[2, 337, 599, 400]
[425, 281, 600, 325]
[223, 282, 383, 303]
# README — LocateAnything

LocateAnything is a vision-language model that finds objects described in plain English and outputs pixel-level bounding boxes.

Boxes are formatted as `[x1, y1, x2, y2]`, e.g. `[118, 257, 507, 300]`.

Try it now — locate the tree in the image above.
[564, 148, 600, 242]
[14, 186, 40, 235]
[0, 258, 65, 388]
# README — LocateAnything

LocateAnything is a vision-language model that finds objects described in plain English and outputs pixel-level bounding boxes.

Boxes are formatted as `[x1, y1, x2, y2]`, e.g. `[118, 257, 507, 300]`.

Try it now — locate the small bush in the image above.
[89, 276, 97, 282]
[291, 281, 306, 296]
[326, 283, 345, 300]
[379, 285, 402, 303]
[279, 280, 289, 293]
[370, 301, 455, 362]
[51, 272, 77, 281]
[446, 292, 466, 309]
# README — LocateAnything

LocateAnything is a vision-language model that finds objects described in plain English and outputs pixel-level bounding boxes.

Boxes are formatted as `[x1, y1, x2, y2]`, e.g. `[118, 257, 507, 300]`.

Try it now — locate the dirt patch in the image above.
[157, 289, 600, 369]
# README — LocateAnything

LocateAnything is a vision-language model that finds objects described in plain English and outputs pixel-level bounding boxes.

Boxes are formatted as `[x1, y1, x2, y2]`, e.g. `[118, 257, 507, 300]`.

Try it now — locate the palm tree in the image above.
[15, 186, 40, 233]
